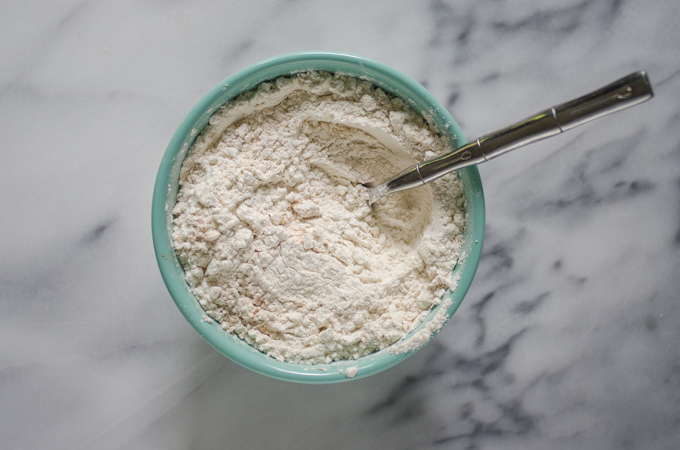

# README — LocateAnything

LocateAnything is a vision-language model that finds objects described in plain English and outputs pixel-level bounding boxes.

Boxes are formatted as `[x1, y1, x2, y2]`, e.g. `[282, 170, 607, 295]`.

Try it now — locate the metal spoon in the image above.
[365, 71, 654, 205]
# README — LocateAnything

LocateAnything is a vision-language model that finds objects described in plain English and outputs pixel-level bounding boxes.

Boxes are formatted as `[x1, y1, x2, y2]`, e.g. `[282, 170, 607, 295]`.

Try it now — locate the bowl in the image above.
[152, 51, 485, 383]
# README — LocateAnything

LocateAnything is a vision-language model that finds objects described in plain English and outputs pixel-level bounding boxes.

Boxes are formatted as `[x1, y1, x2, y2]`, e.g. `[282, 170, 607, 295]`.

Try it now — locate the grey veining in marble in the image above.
[1, 0, 679, 449]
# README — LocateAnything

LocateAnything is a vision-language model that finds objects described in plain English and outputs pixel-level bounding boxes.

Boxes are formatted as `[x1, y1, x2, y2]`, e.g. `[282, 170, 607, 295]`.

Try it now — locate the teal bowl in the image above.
[152, 51, 485, 383]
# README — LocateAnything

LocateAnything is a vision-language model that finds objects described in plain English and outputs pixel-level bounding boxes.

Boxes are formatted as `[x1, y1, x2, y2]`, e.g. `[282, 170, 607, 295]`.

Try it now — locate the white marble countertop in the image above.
[2, 1, 679, 448]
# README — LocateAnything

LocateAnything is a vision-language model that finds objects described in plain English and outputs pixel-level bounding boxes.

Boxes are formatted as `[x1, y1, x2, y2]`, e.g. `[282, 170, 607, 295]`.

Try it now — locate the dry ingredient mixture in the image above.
[172, 71, 466, 364]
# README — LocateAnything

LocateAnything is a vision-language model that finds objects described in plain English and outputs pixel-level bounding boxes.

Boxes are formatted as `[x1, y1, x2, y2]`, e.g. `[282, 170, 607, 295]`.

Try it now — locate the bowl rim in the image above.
[152, 51, 485, 384]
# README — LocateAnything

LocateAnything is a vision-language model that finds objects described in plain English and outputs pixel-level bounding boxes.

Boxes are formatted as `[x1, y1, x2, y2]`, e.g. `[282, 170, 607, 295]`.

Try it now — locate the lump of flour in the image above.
[172, 71, 466, 364]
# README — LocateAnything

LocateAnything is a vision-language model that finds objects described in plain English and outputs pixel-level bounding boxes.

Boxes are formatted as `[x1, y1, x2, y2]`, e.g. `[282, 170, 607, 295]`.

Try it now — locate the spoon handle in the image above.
[367, 71, 653, 204]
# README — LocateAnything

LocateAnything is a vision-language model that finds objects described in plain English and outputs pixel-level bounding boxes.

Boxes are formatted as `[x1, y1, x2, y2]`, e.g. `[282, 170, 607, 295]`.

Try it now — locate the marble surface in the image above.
[2, 0, 679, 448]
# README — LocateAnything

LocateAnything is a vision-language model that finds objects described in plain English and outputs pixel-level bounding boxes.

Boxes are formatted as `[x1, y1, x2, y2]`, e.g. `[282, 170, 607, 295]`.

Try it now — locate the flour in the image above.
[172, 71, 465, 364]
[345, 366, 358, 378]
[388, 297, 454, 355]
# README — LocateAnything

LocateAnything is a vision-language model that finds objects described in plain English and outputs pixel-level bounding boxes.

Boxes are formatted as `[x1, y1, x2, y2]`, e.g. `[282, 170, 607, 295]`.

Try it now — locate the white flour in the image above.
[172, 71, 465, 364]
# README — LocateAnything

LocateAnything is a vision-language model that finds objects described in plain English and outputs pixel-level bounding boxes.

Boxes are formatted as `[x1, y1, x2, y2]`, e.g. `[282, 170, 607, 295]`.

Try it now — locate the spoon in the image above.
[365, 71, 653, 205]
